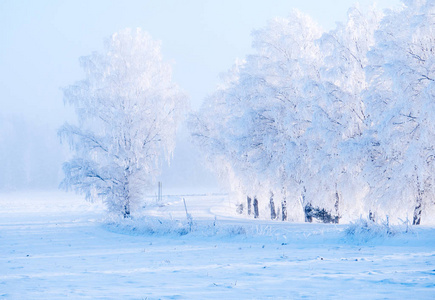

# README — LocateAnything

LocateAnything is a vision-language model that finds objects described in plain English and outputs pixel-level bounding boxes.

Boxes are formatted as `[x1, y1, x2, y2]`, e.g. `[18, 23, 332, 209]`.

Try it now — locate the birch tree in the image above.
[304, 6, 381, 222]
[365, 0, 435, 224]
[59, 28, 188, 217]
[190, 11, 323, 221]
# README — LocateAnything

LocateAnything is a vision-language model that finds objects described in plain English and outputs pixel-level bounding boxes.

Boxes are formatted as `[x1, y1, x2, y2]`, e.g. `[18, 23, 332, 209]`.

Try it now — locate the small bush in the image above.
[103, 215, 285, 239]
[345, 217, 413, 242]
[304, 204, 339, 224]
[105, 215, 192, 236]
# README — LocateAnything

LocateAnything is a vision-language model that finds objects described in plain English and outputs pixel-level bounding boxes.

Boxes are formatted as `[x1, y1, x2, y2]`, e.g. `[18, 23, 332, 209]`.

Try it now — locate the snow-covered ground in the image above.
[1, 191, 434, 299]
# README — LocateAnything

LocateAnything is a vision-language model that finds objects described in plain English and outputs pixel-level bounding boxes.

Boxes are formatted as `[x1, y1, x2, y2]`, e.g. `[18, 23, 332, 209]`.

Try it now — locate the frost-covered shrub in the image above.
[104, 215, 285, 238]
[345, 217, 413, 242]
[304, 203, 339, 223]
[105, 215, 192, 236]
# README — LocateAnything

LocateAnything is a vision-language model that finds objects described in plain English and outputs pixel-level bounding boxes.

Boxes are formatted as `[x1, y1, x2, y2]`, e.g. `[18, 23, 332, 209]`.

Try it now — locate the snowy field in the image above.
[1, 191, 434, 299]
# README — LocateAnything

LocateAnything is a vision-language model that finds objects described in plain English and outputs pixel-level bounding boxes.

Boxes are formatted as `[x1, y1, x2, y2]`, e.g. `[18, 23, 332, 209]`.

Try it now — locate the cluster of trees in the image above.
[60, 1, 433, 224]
[189, 0, 435, 224]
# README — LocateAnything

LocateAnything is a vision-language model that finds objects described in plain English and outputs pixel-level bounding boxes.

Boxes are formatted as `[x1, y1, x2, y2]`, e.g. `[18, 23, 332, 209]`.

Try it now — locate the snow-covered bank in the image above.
[0, 191, 434, 299]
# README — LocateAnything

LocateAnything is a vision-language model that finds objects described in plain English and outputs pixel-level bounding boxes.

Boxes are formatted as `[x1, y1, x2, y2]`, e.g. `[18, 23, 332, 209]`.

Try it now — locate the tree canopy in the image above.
[190, 0, 435, 224]
[60, 28, 188, 217]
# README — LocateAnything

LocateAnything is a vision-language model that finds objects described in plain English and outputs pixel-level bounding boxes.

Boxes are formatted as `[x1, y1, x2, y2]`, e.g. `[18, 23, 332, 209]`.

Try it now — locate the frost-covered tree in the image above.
[365, 0, 435, 224]
[190, 11, 323, 221]
[191, 1, 434, 224]
[191, 8, 382, 222]
[59, 28, 188, 217]
[243, 12, 323, 221]
[303, 6, 381, 222]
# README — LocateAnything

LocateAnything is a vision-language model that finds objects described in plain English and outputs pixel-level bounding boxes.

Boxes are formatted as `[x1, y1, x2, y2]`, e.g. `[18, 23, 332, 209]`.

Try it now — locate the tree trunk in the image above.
[301, 188, 312, 223]
[247, 196, 252, 216]
[369, 210, 376, 222]
[280, 187, 287, 221]
[413, 201, 422, 225]
[269, 191, 276, 220]
[123, 175, 131, 218]
[413, 174, 423, 225]
[236, 203, 243, 214]
[253, 196, 259, 219]
[282, 199, 287, 221]
[123, 200, 131, 218]
[304, 204, 313, 223]
[333, 188, 340, 224]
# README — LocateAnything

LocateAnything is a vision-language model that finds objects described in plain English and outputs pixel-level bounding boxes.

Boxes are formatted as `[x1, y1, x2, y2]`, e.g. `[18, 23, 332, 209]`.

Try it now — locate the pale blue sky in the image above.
[1, 0, 401, 125]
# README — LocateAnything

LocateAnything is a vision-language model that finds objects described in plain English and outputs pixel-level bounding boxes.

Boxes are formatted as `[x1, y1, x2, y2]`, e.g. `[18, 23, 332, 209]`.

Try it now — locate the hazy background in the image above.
[0, 0, 401, 193]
